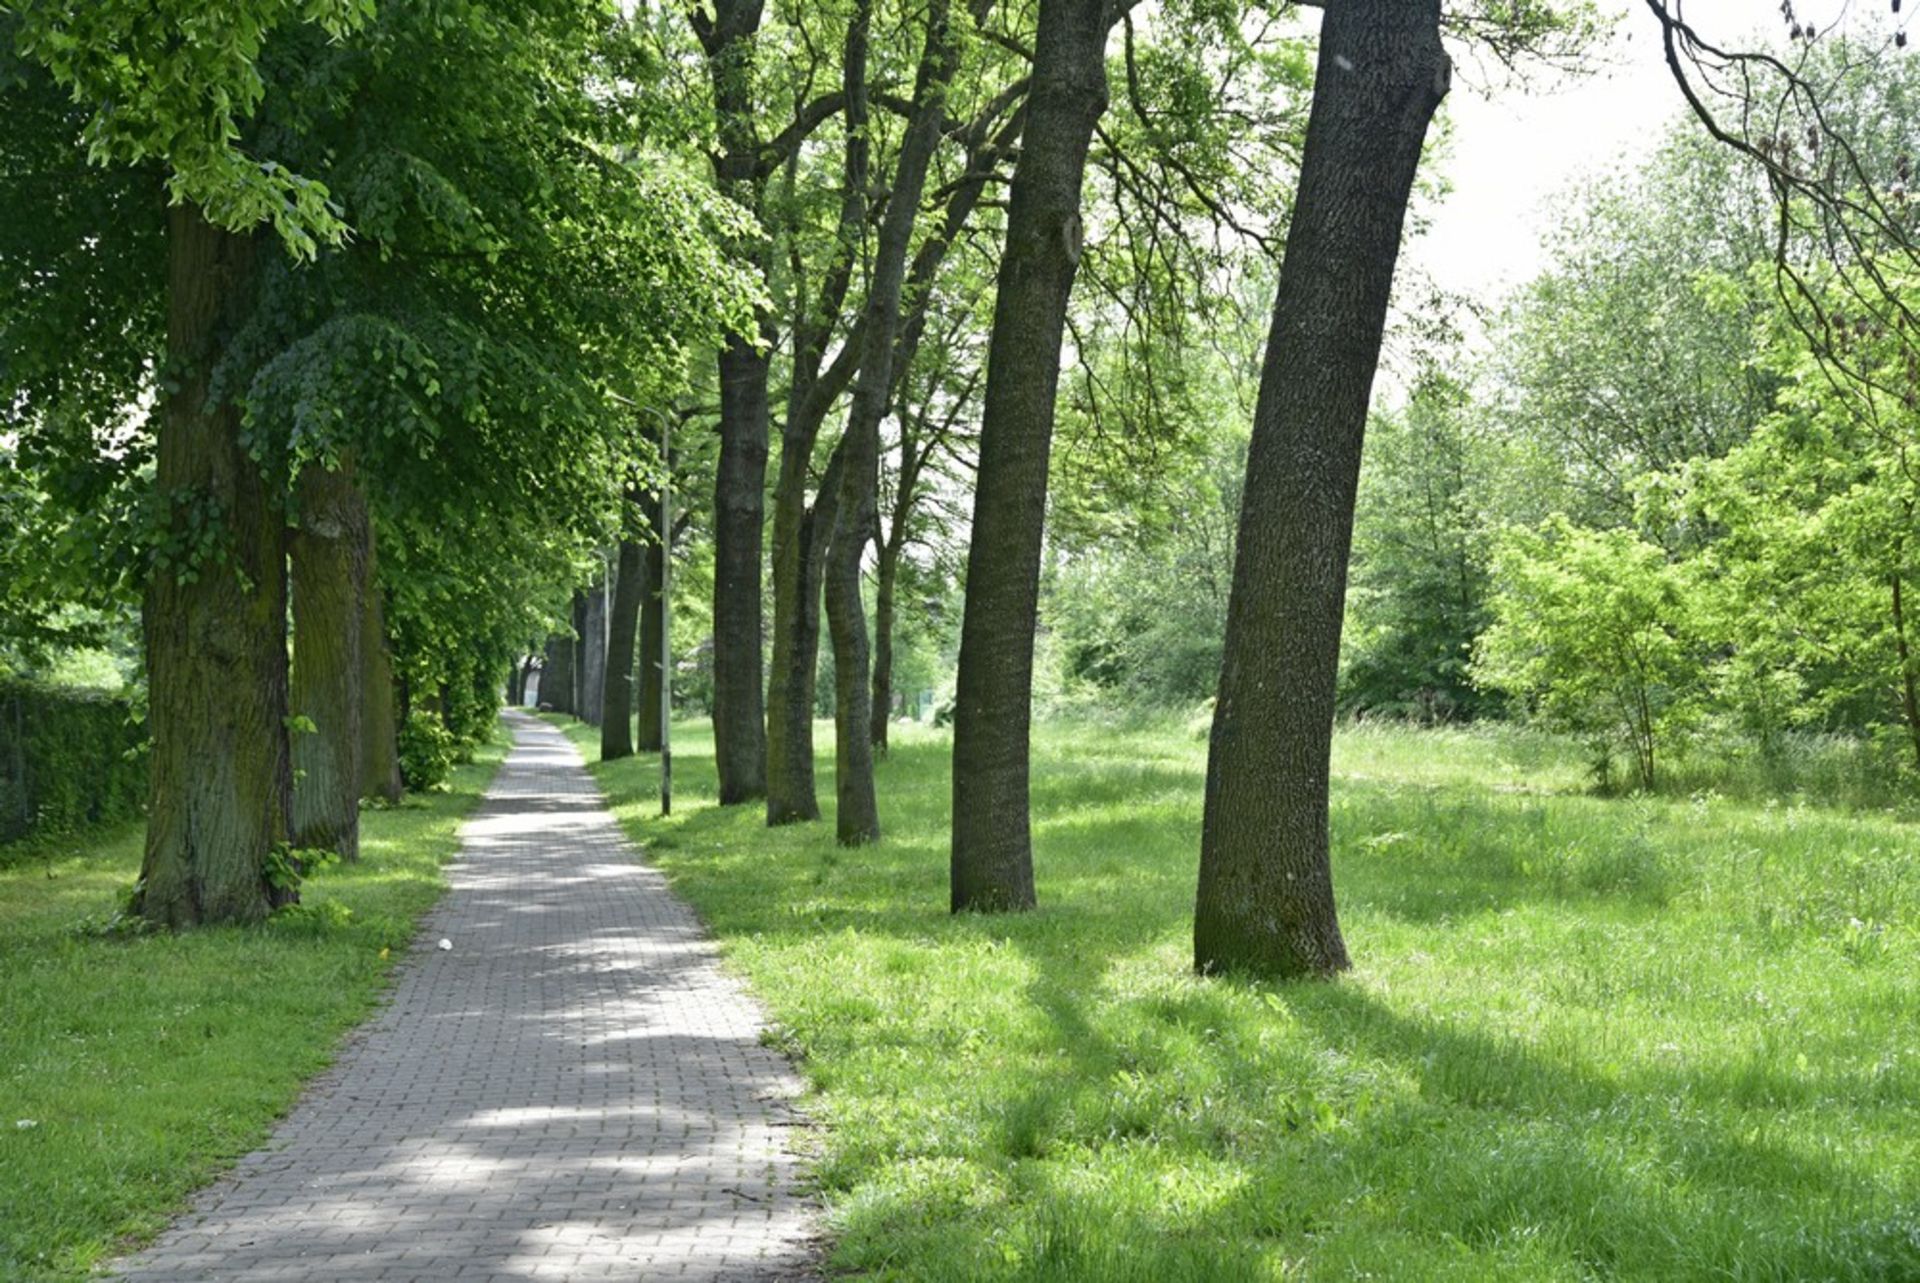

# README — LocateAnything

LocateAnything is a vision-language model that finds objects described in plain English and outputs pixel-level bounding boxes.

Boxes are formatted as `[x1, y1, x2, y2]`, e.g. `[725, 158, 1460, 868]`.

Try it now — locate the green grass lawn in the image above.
[565, 715, 1919, 1281]
[0, 736, 506, 1282]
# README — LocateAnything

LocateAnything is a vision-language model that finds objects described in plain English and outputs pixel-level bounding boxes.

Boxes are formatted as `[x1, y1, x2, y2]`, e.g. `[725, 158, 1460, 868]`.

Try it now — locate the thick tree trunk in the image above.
[543, 629, 575, 715]
[1194, 0, 1449, 979]
[638, 492, 666, 752]
[580, 576, 608, 728]
[712, 336, 770, 801]
[823, 0, 956, 845]
[602, 531, 645, 761]
[702, 0, 772, 806]
[949, 0, 1109, 912]
[134, 205, 292, 927]
[359, 536, 404, 804]
[871, 538, 900, 754]
[290, 461, 367, 860]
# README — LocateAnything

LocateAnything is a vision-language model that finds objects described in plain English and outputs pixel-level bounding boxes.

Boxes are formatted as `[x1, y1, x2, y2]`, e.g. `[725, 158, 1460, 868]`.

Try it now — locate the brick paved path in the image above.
[113, 711, 816, 1282]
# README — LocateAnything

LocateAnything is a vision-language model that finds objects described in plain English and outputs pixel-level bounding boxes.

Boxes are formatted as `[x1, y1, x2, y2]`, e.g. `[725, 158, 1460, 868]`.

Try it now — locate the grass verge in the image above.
[565, 714, 1918, 1281]
[0, 732, 507, 1281]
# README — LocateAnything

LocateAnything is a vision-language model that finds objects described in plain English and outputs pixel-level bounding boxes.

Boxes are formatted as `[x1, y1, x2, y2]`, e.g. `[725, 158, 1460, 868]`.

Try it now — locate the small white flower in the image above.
[15, 1119, 38, 1130]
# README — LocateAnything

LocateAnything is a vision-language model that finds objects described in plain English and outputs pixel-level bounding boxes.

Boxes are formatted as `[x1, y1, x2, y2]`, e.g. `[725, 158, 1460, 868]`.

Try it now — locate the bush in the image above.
[0, 679, 146, 847]
[1474, 518, 1704, 792]
[398, 710, 457, 791]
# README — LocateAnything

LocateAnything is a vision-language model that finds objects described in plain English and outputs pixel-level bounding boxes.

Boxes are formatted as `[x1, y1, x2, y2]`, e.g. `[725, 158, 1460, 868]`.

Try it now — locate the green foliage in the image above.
[397, 709, 457, 792]
[1475, 518, 1703, 791]
[1485, 128, 1775, 532]
[1675, 273, 1920, 761]
[261, 843, 337, 896]
[7, 0, 373, 254]
[567, 716, 1920, 1282]
[1341, 378, 1501, 722]
[0, 679, 145, 848]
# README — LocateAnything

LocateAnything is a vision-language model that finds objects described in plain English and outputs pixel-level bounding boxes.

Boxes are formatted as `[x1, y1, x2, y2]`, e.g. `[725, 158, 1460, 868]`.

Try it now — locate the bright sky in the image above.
[1408, 0, 1867, 305]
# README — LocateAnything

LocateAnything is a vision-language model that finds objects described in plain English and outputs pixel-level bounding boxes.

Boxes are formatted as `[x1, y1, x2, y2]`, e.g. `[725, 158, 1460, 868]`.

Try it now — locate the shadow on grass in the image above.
[562, 715, 1918, 1281]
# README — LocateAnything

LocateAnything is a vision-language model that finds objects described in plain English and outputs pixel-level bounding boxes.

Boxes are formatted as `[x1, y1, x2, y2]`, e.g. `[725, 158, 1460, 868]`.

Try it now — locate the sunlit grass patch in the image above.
[0, 734, 508, 1282]
[571, 714, 1920, 1281]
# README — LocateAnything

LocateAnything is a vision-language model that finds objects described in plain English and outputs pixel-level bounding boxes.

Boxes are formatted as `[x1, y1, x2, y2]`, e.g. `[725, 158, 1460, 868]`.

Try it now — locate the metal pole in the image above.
[659, 409, 672, 818]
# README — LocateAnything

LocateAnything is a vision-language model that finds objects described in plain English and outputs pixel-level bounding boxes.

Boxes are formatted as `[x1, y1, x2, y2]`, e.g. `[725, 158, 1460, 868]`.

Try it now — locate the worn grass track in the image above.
[569, 716, 1918, 1281]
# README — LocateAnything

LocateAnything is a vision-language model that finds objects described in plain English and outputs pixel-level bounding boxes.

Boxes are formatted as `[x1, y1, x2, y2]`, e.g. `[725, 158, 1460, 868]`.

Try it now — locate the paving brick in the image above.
[111, 712, 818, 1282]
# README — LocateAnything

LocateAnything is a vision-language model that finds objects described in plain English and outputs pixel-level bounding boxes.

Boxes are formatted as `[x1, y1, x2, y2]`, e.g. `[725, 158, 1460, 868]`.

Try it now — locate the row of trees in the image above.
[3, 2, 751, 921]
[520, 0, 1481, 976]
[11, 0, 1909, 978]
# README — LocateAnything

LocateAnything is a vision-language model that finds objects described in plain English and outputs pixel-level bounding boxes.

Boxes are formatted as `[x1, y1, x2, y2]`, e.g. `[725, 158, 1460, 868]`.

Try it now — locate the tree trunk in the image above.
[580, 576, 608, 728]
[543, 629, 575, 715]
[703, 0, 772, 806]
[290, 461, 367, 861]
[359, 534, 404, 804]
[766, 2, 872, 826]
[823, 0, 956, 846]
[871, 537, 900, 754]
[570, 590, 590, 718]
[134, 204, 292, 928]
[949, 0, 1110, 913]
[1890, 568, 1920, 771]
[638, 491, 666, 752]
[1194, 0, 1449, 979]
[712, 336, 770, 801]
[767, 444, 844, 821]
[602, 530, 645, 761]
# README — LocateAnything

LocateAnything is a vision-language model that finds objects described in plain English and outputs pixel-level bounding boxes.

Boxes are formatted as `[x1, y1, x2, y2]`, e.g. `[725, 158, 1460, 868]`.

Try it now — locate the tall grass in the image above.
[571, 715, 1919, 1281]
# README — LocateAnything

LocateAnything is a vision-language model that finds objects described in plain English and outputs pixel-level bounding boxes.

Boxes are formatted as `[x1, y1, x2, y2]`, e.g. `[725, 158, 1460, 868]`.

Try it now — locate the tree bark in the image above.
[359, 533, 404, 804]
[1194, 0, 1449, 979]
[570, 590, 590, 717]
[871, 537, 900, 754]
[700, 0, 772, 805]
[133, 204, 292, 928]
[823, 0, 956, 845]
[580, 576, 608, 728]
[602, 523, 645, 761]
[638, 490, 666, 752]
[543, 629, 575, 715]
[766, 2, 872, 826]
[1890, 567, 1920, 771]
[290, 460, 367, 861]
[950, 0, 1110, 912]
[768, 443, 844, 821]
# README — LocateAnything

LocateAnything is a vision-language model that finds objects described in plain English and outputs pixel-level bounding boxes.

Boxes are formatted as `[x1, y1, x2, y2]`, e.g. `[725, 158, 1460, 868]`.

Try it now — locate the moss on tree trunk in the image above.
[134, 205, 293, 928]
[291, 460, 368, 860]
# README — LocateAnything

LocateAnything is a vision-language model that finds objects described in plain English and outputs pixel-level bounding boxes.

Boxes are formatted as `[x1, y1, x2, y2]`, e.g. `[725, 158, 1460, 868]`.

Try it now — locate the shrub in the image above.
[1473, 517, 1704, 792]
[0, 679, 146, 847]
[398, 710, 457, 791]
